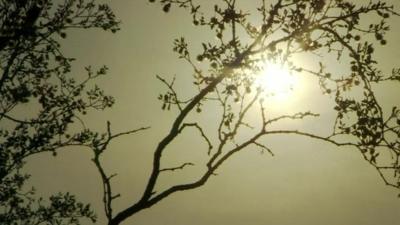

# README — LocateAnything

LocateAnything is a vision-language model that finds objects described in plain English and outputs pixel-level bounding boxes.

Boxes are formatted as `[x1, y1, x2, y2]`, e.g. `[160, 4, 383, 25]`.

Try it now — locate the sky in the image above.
[25, 1, 400, 225]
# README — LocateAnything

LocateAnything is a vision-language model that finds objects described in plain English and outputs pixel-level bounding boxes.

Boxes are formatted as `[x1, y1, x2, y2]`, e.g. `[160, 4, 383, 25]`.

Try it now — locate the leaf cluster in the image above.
[0, 0, 120, 224]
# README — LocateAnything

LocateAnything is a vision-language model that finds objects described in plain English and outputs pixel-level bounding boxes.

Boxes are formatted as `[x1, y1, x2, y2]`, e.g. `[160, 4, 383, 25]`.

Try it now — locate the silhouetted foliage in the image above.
[110, 1, 400, 225]
[1, 0, 400, 225]
[0, 0, 121, 224]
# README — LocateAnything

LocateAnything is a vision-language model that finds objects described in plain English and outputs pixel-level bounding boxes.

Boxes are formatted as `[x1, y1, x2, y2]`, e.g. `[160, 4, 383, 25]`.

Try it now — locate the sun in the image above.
[255, 62, 299, 102]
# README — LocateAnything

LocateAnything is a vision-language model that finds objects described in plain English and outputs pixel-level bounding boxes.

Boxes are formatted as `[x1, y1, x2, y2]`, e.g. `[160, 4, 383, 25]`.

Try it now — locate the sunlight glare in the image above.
[255, 62, 299, 102]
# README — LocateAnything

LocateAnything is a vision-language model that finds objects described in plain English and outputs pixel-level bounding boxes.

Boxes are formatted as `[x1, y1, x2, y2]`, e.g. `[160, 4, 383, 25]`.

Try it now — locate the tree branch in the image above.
[160, 162, 195, 173]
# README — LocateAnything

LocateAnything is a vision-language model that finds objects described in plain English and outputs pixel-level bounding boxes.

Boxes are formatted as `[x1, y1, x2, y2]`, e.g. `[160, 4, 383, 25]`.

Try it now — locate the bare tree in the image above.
[1, 1, 400, 225]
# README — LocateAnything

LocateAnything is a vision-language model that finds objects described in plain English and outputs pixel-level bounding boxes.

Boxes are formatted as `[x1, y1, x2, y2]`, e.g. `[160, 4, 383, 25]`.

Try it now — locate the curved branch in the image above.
[179, 123, 213, 154]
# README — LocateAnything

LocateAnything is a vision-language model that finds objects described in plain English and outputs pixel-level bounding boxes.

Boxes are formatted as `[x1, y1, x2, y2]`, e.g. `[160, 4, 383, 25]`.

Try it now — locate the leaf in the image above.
[163, 3, 171, 13]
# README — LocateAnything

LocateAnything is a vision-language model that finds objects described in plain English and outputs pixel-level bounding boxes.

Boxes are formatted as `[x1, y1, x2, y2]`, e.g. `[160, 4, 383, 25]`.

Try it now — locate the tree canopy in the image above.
[0, 0, 119, 224]
[1, 0, 400, 225]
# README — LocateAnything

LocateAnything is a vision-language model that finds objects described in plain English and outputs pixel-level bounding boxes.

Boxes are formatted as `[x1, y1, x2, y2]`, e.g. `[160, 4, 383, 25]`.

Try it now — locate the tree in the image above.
[1, 0, 400, 225]
[0, 0, 124, 224]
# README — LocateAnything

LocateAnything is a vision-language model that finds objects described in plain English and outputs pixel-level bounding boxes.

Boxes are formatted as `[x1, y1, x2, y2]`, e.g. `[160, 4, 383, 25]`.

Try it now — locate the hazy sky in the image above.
[25, 1, 400, 225]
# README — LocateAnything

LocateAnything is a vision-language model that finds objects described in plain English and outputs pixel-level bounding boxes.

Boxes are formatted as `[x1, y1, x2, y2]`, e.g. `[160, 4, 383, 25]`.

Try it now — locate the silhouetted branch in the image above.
[91, 122, 149, 221]
[253, 142, 274, 156]
[263, 130, 359, 148]
[265, 112, 320, 125]
[179, 123, 213, 154]
[160, 162, 195, 172]
[156, 75, 183, 111]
